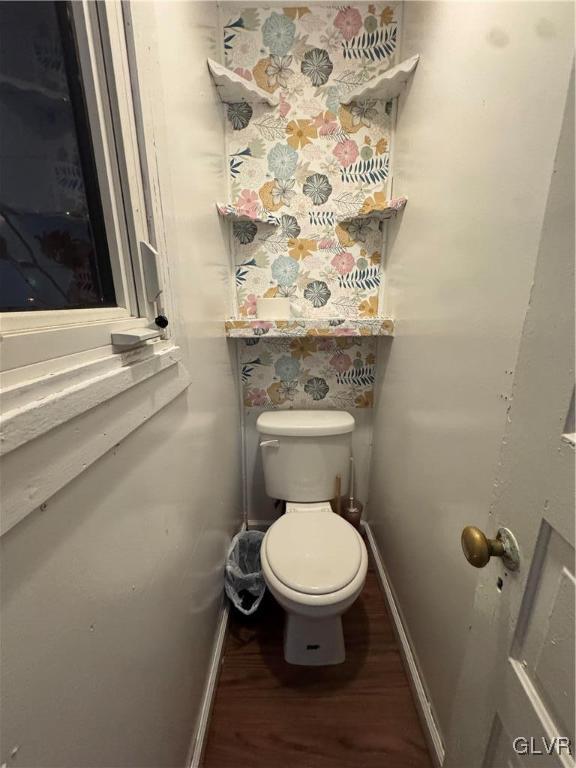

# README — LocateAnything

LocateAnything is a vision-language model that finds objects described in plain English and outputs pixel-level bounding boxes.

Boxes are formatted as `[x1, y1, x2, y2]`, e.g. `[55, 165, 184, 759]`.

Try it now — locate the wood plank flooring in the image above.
[202, 555, 433, 768]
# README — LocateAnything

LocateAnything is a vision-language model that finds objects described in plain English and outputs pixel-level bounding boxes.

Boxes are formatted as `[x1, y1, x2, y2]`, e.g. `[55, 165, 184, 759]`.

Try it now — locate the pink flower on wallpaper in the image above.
[243, 294, 257, 316]
[236, 189, 260, 219]
[312, 110, 338, 136]
[279, 93, 292, 118]
[330, 353, 353, 373]
[334, 7, 362, 40]
[331, 251, 355, 274]
[333, 139, 359, 168]
[318, 237, 337, 250]
[246, 387, 268, 406]
[234, 67, 253, 81]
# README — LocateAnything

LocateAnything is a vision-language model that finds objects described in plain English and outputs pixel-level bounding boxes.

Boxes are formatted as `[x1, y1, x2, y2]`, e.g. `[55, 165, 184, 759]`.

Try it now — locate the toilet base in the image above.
[283, 613, 345, 666]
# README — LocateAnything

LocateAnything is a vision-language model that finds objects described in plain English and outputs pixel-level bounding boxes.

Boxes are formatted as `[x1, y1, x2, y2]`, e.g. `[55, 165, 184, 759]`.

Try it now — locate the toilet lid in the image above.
[265, 512, 362, 595]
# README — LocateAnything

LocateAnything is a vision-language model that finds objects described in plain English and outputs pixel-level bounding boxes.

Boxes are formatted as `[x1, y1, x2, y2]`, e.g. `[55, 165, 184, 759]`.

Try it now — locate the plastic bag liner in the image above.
[224, 530, 266, 615]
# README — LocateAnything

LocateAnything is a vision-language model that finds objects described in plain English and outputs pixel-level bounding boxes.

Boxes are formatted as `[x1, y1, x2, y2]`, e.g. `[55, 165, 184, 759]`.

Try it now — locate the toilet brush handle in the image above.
[349, 456, 355, 506]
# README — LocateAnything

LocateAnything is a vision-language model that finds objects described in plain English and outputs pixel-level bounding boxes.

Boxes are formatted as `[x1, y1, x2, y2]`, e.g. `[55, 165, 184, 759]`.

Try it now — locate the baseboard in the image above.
[362, 522, 446, 767]
[187, 599, 230, 768]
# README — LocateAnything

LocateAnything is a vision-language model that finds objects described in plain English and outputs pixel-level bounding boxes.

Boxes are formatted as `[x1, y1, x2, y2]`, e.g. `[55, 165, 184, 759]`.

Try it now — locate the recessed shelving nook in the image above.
[211, 4, 418, 407]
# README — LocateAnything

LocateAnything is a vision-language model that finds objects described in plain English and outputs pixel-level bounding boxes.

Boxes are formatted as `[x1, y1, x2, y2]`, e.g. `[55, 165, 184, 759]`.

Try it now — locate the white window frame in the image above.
[0, 0, 166, 369]
[0, 1, 188, 536]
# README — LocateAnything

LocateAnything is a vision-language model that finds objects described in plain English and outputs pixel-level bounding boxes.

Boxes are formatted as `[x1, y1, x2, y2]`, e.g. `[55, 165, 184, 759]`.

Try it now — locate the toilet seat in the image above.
[264, 511, 362, 596]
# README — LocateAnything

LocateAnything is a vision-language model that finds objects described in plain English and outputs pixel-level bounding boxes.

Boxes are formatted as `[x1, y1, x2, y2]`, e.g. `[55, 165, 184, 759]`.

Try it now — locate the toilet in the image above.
[257, 410, 368, 666]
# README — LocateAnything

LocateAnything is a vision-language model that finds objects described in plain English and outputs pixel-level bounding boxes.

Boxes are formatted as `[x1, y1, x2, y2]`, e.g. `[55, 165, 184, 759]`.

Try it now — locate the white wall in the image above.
[367, 0, 574, 742]
[0, 3, 242, 767]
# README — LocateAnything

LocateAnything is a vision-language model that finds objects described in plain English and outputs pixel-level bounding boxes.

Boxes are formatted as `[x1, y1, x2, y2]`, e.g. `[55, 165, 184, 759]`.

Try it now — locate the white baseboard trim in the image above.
[188, 599, 230, 768]
[362, 522, 445, 767]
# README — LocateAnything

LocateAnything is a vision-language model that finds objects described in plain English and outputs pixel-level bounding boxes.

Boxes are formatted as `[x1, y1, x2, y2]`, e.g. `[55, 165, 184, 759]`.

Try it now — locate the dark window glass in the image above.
[0, 1, 116, 311]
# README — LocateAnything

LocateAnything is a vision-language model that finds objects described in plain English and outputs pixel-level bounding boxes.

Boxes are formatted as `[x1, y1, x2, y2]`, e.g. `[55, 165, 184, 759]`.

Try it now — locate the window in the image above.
[0, 1, 117, 312]
[0, 2, 187, 534]
[0, 0, 166, 371]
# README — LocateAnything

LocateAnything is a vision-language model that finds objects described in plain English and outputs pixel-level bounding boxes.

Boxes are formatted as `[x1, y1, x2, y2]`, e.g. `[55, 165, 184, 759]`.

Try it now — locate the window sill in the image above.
[0, 340, 190, 536]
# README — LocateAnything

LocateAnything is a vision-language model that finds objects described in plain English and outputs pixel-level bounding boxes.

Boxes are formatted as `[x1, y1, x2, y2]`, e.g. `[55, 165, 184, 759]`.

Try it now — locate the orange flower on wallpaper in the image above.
[288, 238, 317, 260]
[359, 295, 379, 317]
[355, 390, 374, 408]
[286, 119, 318, 149]
[380, 6, 394, 25]
[338, 104, 362, 134]
[289, 337, 318, 359]
[267, 381, 288, 406]
[258, 180, 283, 212]
[283, 7, 311, 20]
[376, 137, 389, 154]
[335, 223, 354, 247]
[369, 250, 381, 265]
[360, 190, 388, 215]
[252, 57, 278, 93]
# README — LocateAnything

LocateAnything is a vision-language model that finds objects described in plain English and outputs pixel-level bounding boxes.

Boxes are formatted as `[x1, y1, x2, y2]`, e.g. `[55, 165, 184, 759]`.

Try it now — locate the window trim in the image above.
[0, 0, 162, 357]
[0, 0, 188, 537]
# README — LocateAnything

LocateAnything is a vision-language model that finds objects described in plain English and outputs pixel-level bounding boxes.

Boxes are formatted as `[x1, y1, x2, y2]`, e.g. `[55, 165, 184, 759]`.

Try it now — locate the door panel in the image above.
[445, 63, 574, 768]
[511, 522, 575, 741]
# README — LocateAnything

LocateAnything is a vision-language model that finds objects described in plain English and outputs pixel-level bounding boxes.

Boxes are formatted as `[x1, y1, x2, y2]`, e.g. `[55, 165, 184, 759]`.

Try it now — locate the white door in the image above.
[444, 71, 575, 768]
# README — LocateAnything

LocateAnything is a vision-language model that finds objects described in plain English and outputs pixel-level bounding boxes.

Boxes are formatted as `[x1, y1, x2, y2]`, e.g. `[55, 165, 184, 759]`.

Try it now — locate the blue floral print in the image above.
[271, 256, 299, 287]
[267, 143, 298, 180]
[262, 12, 295, 56]
[274, 355, 300, 381]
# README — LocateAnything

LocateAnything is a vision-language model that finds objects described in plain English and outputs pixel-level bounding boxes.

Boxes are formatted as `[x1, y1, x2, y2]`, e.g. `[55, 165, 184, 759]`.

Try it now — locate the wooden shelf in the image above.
[207, 59, 279, 106]
[225, 317, 395, 338]
[216, 203, 280, 225]
[341, 55, 419, 105]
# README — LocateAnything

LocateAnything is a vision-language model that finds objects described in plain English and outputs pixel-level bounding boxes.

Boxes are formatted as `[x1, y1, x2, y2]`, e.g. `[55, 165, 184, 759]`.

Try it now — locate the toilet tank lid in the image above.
[256, 410, 354, 436]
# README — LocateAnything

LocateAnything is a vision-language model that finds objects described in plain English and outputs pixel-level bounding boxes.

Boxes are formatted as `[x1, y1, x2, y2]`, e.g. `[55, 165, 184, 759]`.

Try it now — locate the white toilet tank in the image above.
[256, 411, 354, 502]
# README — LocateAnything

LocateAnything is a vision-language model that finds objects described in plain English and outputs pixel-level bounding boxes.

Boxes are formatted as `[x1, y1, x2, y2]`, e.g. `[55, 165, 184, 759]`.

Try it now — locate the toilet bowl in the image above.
[257, 411, 368, 666]
[261, 502, 368, 665]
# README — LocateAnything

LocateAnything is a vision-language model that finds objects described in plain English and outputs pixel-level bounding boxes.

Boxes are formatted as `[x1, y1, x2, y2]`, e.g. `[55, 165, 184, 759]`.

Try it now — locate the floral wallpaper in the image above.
[241, 336, 376, 409]
[221, 3, 401, 408]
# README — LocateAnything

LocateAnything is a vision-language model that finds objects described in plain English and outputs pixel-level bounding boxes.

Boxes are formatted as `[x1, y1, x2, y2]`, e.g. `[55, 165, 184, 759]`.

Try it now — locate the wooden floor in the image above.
[202, 556, 433, 768]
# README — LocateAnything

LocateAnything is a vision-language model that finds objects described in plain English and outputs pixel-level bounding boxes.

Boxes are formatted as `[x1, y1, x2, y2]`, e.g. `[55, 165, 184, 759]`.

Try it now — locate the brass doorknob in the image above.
[461, 526, 505, 567]
[461, 526, 520, 570]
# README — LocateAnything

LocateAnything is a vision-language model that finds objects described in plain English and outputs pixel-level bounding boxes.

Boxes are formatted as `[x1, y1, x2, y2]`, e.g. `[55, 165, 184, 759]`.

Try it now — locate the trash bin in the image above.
[224, 530, 266, 615]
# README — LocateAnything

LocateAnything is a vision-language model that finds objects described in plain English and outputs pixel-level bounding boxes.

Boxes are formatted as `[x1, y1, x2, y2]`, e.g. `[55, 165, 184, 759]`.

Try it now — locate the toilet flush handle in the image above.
[259, 439, 280, 448]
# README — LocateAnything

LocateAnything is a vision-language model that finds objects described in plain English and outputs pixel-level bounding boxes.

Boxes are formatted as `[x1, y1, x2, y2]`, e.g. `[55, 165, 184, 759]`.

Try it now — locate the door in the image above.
[444, 71, 575, 768]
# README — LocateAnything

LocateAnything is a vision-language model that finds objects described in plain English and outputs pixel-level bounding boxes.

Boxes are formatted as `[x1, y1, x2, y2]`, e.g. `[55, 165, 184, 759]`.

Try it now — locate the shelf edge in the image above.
[207, 58, 279, 106]
[341, 54, 420, 105]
